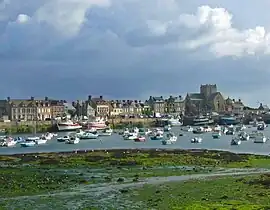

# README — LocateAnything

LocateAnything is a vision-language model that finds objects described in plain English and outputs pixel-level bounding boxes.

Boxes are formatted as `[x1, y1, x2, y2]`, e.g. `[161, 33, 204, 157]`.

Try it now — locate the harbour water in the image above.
[1, 126, 270, 155]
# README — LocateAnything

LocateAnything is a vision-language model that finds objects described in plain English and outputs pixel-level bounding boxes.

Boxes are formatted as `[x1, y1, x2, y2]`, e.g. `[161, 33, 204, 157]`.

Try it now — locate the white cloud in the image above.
[34, 0, 110, 37]
[16, 14, 30, 24]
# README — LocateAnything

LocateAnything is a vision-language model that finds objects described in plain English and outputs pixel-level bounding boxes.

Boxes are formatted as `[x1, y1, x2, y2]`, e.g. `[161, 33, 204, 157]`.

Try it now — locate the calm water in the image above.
[1, 127, 270, 155]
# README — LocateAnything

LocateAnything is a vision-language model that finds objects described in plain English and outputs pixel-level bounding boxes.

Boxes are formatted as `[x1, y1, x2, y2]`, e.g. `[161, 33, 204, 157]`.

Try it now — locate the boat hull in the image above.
[57, 125, 82, 131]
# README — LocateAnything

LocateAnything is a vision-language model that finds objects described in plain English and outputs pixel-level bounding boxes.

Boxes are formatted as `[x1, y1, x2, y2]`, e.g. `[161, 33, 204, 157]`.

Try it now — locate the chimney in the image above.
[7, 97, 10, 101]
[135, 100, 138, 103]
[238, 99, 241, 102]
[123, 100, 126, 103]
[88, 95, 92, 101]
[31, 96, 34, 101]
[179, 95, 182, 100]
[160, 96, 163, 99]
[72, 101, 75, 107]
[45, 96, 48, 101]
[150, 96, 153, 100]
[100, 96, 103, 100]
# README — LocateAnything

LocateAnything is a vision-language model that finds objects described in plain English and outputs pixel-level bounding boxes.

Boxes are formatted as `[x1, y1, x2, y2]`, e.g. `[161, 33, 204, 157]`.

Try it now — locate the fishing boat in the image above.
[150, 133, 163, 140]
[134, 136, 146, 142]
[191, 137, 202, 143]
[220, 116, 238, 125]
[162, 133, 177, 145]
[80, 132, 99, 139]
[153, 128, 164, 135]
[57, 135, 70, 142]
[168, 118, 182, 126]
[57, 120, 82, 131]
[203, 126, 212, 132]
[87, 117, 108, 130]
[231, 137, 241, 145]
[193, 115, 213, 126]
[21, 139, 36, 147]
[65, 136, 80, 144]
[212, 131, 221, 139]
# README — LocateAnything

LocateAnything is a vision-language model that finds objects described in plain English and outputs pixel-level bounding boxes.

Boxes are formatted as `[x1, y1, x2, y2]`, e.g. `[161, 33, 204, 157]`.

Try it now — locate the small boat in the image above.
[154, 128, 164, 135]
[257, 124, 265, 131]
[27, 136, 40, 141]
[254, 132, 267, 143]
[144, 129, 152, 135]
[193, 127, 204, 134]
[43, 132, 54, 140]
[250, 131, 259, 139]
[191, 137, 202, 143]
[164, 125, 171, 132]
[98, 128, 113, 136]
[181, 126, 193, 132]
[57, 135, 70, 142]
[150, 133, 163, 140]
[226, 127, 235, 135]
[179, 133, 184, 136]
[238, 132, 250, 141]
[4, 137, 17, 147]
[75, 129, 85, 138]
[213, 125, 222, 132]
[123, 133, 138, 140]
[80, 132, 99, 139]
[21, 139, 36, 147]
[203, 126, 212, 132]
[65, 136, 80, 144]
[35, 137, 47, 145]
[162, 133, 177, 145]
[134, 136, 146, 142]
[235, 124, 246, 132]
[212, 132, 221, 139]
[14, 137, 25, 143]
[231, 137, 241, 145]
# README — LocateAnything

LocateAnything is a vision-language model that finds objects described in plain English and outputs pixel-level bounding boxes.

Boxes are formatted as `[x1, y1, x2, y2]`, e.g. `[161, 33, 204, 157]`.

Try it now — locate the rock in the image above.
[119, 189, 129, 193]
[117, 177, 125, 182]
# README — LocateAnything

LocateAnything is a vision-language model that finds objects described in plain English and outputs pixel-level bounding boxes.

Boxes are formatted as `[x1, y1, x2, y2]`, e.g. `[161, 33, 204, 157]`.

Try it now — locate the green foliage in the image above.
[4, 124, 52, 134]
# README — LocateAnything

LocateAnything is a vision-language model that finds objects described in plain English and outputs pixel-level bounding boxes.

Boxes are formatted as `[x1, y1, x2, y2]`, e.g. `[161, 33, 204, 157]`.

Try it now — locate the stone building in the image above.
[147, 96, 166, 114]
[165, 96, 185, 115]
[185, 84, 225, 115]
[90, 95, 110, 117]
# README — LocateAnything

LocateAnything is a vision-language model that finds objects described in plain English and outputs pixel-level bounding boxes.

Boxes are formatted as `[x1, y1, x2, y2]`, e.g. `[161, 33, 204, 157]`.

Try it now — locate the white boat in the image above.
[87, 117, 107, 130]
[123, 133, 138, 140]
[57, 120, 82, 131]
[150, 133, 163, 140]
[203, 126, 212, 132]
[182, 126, 193, 132]
[57, 135, 70, 142]
[164, 125, 171, 132]
[132, 127, 140, 134]
[191, 137, 202, 143]
[238, 132, 250, 141]
[144, 128, 152, 135]
[226, 127, 235, 135]
[27, 136, 40, 141]
[80, 132, 99, 139]
[254, 132, 267, 143]
[193, 116, 213, 126]
[213, 125, 222, 132]
[42, 132, 54, 140]
[21, 139, 36, 147]
[212, 131, 221, 139]
[193, 127, 204, 134]
[4, 137, 17, 147]
[154, 128, 164, 135]
[168, 118, 182, 126]
[98, 128, 113, 136]
[162, 133, 177, 145]
[75, 129, 85, 138]
[231, 137, 241, 145]
[65, 136, 80, 144]
[35, 137, 47, 145]
[235, 124, 246, 132]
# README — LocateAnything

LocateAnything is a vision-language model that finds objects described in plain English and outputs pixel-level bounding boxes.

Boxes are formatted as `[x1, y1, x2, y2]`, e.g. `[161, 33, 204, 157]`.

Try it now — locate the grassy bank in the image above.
[1, 149, 270, 209]
[3, 149, 270, 169]
[3, 124, 53, 134]
[127, 174, 270, 209]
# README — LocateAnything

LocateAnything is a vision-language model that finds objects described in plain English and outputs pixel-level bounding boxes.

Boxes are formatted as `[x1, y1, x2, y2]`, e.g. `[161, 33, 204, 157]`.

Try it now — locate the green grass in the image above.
[2, 149, 270, 169]
[127, 174, 270, 209]
[0, 167, 88, 197]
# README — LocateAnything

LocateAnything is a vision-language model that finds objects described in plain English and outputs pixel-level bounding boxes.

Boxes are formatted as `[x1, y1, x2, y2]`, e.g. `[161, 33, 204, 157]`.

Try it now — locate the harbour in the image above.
[1, 125, 270, 155]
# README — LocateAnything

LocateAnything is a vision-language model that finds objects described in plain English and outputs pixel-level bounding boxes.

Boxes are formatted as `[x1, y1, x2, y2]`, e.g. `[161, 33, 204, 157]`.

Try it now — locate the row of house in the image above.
[0, 84, 255, 121]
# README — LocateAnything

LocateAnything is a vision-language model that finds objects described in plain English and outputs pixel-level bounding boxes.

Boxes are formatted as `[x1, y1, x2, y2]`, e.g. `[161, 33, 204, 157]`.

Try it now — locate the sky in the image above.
[1, 0, 270, 107]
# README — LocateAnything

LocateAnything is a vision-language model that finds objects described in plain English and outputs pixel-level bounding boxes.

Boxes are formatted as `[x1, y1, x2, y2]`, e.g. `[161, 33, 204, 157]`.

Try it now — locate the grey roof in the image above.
[64, 103, 76, 110]
[188, 93, 203, 100]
